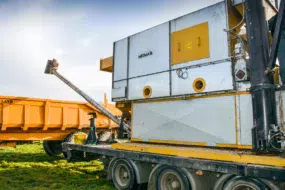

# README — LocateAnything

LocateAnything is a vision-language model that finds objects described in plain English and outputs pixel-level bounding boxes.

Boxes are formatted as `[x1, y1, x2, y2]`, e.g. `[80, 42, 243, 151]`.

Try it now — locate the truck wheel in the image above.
[223, 176, 269, 190]
[43, 141, 62, 156]
[156, 166, 190, 190]
[112, 159, 138, 190]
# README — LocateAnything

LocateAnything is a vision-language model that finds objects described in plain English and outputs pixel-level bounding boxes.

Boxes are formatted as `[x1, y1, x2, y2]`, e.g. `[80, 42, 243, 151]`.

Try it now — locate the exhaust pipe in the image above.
[44, 59, 131, 134]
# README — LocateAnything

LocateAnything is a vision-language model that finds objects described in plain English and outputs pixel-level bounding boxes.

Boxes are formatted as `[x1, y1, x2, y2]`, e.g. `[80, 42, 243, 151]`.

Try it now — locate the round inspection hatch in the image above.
[193, 78, 206, 93]
[143, 86, 152, 98]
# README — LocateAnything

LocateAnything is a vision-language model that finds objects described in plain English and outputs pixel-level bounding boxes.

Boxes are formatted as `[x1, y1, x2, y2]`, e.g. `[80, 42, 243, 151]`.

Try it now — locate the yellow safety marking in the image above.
[234, 96, 239, 145]
[112, 143, 285, 167]
[216, 144, 252, 150]
[131, 138, 143, 142]
[149, 139, 207, 147]
[133, 91, 250, 104]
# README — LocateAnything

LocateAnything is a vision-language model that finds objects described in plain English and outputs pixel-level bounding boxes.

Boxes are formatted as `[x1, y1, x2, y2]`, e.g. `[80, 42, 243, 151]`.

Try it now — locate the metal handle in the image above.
[178, 42, 181, 52]
[197, 37, 201, 46]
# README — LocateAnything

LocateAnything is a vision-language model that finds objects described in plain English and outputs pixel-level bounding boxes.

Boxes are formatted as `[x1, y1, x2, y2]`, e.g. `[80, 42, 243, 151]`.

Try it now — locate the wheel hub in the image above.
[160, 171, 184, 190]
[114, 164, 131, 187]
[171, 181, 180, 189]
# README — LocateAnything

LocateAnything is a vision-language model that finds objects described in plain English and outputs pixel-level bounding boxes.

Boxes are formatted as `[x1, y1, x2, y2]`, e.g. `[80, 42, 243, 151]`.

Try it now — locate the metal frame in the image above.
[268, 0, 285, 71]
[126, 37, 130, 100]
[169, 22, 172, 96]
[63, 143, 285, 181]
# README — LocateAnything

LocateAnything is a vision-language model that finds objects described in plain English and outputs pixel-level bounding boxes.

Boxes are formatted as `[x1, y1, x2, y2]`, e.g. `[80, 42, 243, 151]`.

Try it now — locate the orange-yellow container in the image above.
[0, 95, 120, 142]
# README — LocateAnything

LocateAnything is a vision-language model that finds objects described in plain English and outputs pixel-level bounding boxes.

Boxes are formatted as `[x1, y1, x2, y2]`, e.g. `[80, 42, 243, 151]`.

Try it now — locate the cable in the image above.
[228, 0, 245, 32]
[176, 68, 188, 79]
[269, 132, 284, 152]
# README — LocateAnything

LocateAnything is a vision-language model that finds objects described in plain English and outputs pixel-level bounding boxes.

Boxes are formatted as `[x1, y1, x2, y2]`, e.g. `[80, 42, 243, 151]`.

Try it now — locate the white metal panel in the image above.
[112, 80, 127, 99]
[128, 73, 170, 100]
[128, 22, 169, 78]
[237, 94, 253, 145]
[113, 80, 127, 89]
[114, 38, 128, 81]
[171, 62, 233, 96]
[236, 82, 251, 92]
[132, 96, 236, 146]
[171, 2, 229, 68]
[112, 88, 126, 99]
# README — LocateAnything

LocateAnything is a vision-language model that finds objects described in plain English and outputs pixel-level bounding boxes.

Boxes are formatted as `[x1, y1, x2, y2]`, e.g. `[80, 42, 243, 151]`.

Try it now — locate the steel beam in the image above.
[267, 0, 285, 71]
[245, 0, 277, 152]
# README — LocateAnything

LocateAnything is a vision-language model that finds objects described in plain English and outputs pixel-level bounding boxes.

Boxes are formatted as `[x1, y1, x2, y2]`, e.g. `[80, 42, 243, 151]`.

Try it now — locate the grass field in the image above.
[0, 142, 115, 190]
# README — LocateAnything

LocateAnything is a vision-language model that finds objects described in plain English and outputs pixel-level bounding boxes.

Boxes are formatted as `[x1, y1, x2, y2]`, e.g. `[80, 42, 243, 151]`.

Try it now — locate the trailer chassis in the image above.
[63, 143, 285, 190]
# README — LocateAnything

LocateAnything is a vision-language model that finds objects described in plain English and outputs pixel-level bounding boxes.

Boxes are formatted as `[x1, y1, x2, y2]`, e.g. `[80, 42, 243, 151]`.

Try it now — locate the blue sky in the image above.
[0, 0, 222, 102]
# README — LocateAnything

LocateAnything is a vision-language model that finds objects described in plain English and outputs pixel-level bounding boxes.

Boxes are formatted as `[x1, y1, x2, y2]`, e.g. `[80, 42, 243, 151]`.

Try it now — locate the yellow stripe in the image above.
[131, 103, 134, 138]
[234, 96, 239, 145]
[131, 138, 143, 142]
[149, 139, 207, 146]
[216, 144, 252, 150]
[112, 143, 285, 167]
[133, 91, 250, 104]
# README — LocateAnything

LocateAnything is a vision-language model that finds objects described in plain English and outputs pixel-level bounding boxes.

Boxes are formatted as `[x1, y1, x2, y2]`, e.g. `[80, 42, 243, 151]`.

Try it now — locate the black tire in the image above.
[62, 132, 87, 159]
[112, 159, 138, 190]
[223, 176, 269, 190]
[156, 166, 190, 190]
[43, 141, 62, 156]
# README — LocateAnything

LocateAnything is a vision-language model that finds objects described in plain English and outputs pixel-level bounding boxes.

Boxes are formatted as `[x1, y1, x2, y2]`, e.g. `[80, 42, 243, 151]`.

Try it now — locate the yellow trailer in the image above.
[0, 95, 120, 155]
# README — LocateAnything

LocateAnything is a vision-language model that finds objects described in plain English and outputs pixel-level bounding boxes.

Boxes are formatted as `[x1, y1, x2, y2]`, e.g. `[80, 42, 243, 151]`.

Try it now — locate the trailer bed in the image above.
[63, 142, 285, 182]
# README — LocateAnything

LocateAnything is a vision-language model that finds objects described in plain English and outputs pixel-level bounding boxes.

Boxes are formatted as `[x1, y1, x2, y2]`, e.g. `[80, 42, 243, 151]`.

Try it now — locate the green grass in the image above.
[0, 142, 115, 190]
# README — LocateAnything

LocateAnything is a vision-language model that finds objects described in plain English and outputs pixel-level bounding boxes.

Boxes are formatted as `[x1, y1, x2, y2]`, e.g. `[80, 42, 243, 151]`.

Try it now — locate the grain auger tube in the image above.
[44, 59, 131, 135]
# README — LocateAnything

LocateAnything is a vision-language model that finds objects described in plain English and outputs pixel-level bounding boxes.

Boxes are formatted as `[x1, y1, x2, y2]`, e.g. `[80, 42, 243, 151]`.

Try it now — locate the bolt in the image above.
[172, 181, 180, 188]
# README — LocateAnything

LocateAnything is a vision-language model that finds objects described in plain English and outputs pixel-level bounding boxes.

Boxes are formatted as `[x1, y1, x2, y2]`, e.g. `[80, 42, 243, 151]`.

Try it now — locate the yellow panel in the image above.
[49, 107, 62, 127]
[29, 105, 44, 127]
[8, 104, 24, 126]
[100, 56, 113, 72]
[171, 22, 210, 65]
[0, 103, 2, 124]
[112, 143, 285, 167]
[66, 107, 79, 126]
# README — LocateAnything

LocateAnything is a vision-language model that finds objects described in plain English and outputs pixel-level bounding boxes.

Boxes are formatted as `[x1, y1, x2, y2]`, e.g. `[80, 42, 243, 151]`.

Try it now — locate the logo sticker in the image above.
[138, 51, 153, 59]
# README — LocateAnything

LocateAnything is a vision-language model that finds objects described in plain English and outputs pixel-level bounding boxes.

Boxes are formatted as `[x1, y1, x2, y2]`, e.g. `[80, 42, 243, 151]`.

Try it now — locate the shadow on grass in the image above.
[0, 165, 115, 190]
[0, 152, 63, 163]
[0, 144, 115, 189]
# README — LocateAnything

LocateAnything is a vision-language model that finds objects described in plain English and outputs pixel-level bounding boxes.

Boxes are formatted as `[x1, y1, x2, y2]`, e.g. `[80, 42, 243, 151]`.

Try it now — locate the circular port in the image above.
[193, 78, 206, 93]
[143, 86, 152, 98]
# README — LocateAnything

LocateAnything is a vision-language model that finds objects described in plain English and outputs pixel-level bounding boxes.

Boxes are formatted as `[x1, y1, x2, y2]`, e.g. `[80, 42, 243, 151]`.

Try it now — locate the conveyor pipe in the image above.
[44, 59, 131, 134]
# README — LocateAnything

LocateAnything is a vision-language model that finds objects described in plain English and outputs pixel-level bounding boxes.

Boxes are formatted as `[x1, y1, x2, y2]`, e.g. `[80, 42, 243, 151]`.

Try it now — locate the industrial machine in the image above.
[45, 0, 285, 189]
[0, 95, 120, 155]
